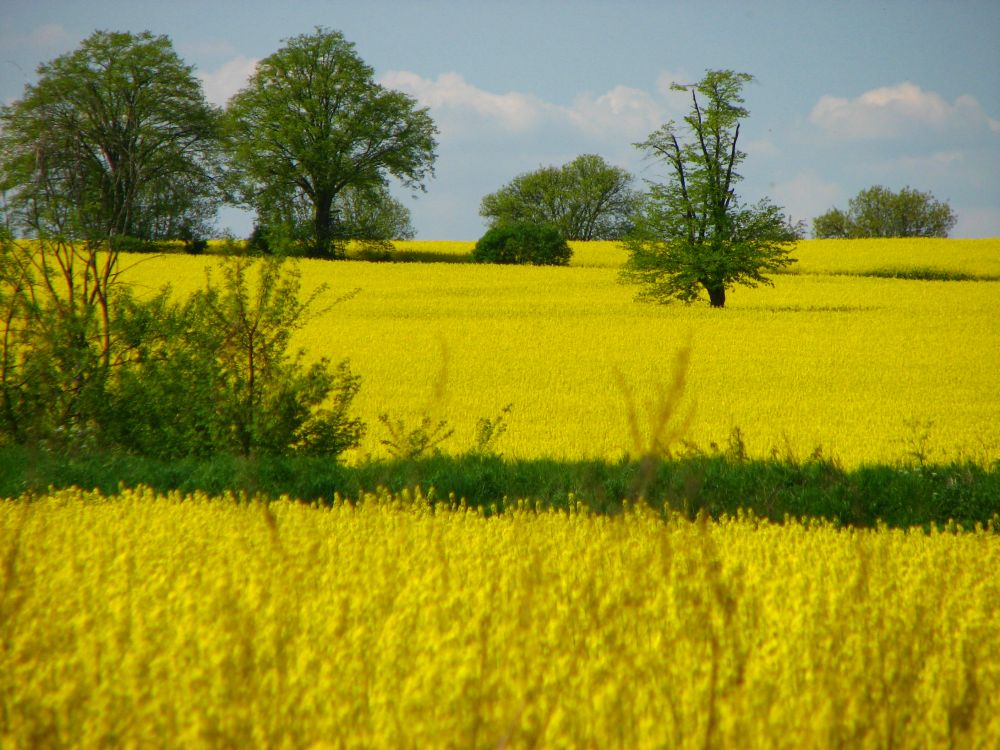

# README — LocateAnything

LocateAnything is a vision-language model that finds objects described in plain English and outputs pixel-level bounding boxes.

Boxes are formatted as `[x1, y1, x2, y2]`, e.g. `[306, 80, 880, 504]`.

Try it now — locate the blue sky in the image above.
[2, 0, 998, 239]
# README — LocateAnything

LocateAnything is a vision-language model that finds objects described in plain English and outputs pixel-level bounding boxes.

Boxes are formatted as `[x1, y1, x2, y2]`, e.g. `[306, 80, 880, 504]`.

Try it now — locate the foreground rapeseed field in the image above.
[120, 238, 1000, 467]
[2, 487, 998, 749]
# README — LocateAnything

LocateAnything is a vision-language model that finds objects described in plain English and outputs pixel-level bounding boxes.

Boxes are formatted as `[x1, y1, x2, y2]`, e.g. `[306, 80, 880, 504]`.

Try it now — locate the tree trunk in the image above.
[313, 197, 334, 258]
[706, 283, 726, 308]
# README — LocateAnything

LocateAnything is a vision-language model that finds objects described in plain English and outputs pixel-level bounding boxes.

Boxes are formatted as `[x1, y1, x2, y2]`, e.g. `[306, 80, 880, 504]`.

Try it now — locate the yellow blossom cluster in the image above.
[2, 487, 998, 748]
[115, 238, 1000, 466]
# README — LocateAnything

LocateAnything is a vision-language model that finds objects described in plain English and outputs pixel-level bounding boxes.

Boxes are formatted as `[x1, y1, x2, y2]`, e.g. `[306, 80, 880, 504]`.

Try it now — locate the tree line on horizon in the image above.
[1, 29, 956, 259]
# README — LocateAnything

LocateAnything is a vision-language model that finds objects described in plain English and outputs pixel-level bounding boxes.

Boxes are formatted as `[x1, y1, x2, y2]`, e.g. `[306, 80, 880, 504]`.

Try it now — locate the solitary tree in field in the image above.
[480, 154, 640, 240]
[813, 185, 957, 238]
[225, 28, 437, 258]
[0, 30, 221, 244]
[620, 70, 797, 308]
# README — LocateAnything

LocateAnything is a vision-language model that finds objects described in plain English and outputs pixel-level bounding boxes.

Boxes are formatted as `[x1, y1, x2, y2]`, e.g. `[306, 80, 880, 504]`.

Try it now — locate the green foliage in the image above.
[337, 184, 416, 242]
[178, 227, 209, 255]
[4, 444, 998, 531]
[377, 402, 512, 461]
[101, 289, 228, 457]
[0, 232, 126, 451]
[224, 27, 437, 258]
[472, 222, 572, 266]
[104, 256, 365, 458]
[811, 208, 851, 240]
[472, 403, 513, 456]
[0, 30, 220, 244]
[246, 225, 273, 255]
[378, 414, 455, 460]
[480, 154, 640, 240]
[620, 70, 797, 308]
[813, 186, 957, 238]
[845, 267, 997, 282]
[0, 231, 364, 460]
[109, 236, 159, 253]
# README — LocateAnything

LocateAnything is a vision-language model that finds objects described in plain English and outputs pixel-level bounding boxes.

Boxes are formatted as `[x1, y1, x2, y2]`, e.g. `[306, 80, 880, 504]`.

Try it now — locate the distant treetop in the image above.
[813, 186, 957, 239]
[480, 154, 640, 241]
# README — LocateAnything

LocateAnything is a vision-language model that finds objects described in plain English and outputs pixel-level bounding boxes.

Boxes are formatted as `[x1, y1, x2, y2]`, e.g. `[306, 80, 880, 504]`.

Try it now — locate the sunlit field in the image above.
[788, 238, 1000, 277]
[5, 239, 999, 749]
[119, 238, 1000, 467]
[2, 487, 998, 749]
[352, 238, 1000, 275]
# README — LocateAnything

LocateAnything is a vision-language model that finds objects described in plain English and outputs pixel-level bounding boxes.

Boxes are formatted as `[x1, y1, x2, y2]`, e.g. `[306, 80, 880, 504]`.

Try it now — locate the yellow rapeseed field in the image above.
[2, 487, 998, 749]
[119, 238, 1000, 466]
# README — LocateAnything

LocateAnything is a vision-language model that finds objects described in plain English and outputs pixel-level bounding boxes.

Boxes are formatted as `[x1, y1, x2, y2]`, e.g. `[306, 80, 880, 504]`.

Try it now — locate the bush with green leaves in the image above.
[102, 256, 365, 459]
[1, 229, 364, 460]
[471, 222, 572, 266]
[0, 231, 126, 451]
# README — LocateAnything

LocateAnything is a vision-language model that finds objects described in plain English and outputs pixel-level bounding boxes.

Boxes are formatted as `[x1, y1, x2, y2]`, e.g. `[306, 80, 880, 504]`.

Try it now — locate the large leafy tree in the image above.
[621, 70, 797, 308]
[225, 28, 437, 258]
[813, 185, 957, 238]
[480, 154, 639, 240]
[0, 30, 221, 243]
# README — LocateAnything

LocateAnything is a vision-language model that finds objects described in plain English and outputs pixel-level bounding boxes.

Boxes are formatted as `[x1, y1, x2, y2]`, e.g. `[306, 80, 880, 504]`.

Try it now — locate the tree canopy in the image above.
[620, 70, 797, 308]
[224, 28, 437, 258]
[480, 154, 639, 240]
[813, 186, 957, 238]
[0, 30, 221, 243]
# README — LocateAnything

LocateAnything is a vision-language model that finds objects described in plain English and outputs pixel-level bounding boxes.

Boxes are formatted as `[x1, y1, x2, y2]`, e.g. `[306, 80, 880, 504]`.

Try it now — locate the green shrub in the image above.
[102, 256, 365, 459]
[247, 224, 272, 255]
[472, 222, 572, 266]
[109, 235, 158, 253]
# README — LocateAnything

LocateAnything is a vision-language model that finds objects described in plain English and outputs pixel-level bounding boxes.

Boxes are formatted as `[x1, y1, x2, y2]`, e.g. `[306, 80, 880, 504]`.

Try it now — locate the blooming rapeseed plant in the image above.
[112, 239, 1000, 466]
[2, 488, 998, 748]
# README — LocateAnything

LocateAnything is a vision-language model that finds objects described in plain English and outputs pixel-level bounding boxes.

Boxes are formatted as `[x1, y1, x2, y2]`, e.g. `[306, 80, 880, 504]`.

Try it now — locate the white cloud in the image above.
[895, 150, 965, 170]
[768, 171, 843, 228]
[380, 70, 671, 143]
[744, 138, 781, 160]
[808, 82, 1000, 139]
[567, 86, 663, 139]
[28, 23, 74, 51]
[198, 56, 259, 107]
[655, 69, 697, 99]
[179, 39, 240, 62]
[380, 71, 553, 133]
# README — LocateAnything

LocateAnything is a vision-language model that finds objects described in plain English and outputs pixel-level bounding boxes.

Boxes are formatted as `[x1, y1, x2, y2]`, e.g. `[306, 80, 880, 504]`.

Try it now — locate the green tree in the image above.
[480, 154, 639, 240]
[0, 30, 221, 244]
[225, 28, 437, 259]
[620, 70, 797, 308]
[813, 186, 957, 238]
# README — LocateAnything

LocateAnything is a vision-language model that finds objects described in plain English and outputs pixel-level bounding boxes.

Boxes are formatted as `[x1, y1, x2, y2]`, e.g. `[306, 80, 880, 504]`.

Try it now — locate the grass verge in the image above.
[1, 446, 997, 530]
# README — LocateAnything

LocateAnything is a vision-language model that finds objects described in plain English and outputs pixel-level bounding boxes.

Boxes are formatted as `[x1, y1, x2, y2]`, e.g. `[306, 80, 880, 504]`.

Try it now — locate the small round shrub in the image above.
[183, 237, 208, 255]
[247, 224, 272, 255]
[472, 222, 572, 266]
